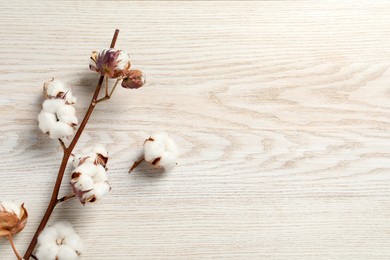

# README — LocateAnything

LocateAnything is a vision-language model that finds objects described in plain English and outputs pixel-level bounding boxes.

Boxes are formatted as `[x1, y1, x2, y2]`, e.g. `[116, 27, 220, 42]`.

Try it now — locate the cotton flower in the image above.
[121, 69, 146, 89]
[71, 145, 110, 204]
[144, 133, 178, 170]
[89, 48, 131, 78]
[0, 201, 28, 238]
[38, 79, 78, 139]
[35, 221, 83, 260]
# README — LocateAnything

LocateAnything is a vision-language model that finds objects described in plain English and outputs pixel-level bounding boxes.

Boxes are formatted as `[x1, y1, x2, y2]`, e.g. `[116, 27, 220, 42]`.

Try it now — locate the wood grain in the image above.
[1, 1, 390, 259]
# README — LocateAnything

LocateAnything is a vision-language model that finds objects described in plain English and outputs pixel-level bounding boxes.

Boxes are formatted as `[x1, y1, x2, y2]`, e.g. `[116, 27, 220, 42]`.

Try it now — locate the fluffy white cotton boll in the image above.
[0, 201, 21, 216]
[53, 221, 76, 238]
[37, 226, 58, 245]
[143, 132, 178, 170]
[38, 110, 57, 133]
[36, 221, 83, 259]
[164, 137, 178, 155]
[57, 245, 79, 260]
[44, 79, 66, 97]
[42, 99, 66, 114]
[93, 165, 108, 182]
[93, 144, 108, 158]
[40, 78, 77, 140]
[93, 182, 111, 200]
[72, 145, 108, 168]
[72, 167, 110, 203]
[72, 174, 94, 192]
[72, 156, 81, 168]
[158, 152, 177, 170]
[64, 92, 77, 105]
[81, 189, 95, 202]
[49, 121, 74, 139]
[57, 104, 77, 125]
[71, 145, 111, 203]
[83, 152, 100, 164]
[44, 79, 76, 104]
[63, 233, 83, 255]
[72, 150, 95, 168]
[74, 161, 98, 177]
[35, 242, 60, 260]
[144, 140, 165, 162]
[39, 102, 76, 139]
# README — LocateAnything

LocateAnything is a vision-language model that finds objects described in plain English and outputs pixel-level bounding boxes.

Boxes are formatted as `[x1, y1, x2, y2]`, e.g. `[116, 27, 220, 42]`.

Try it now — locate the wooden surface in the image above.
[1, 1, 390, 259]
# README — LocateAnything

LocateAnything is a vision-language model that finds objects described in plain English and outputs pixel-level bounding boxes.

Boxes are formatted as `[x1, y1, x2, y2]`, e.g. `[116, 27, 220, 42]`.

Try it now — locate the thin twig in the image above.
[23, 29, 120, 260]
[95, 78, 121, 104]
[56, 194, 75, 204]
[109, 78, 120, 98]
[58, 138, 67, 152]
[129, 157, 144, 173]
[8, 234, 22, 260]
[105, 77, 109, 96]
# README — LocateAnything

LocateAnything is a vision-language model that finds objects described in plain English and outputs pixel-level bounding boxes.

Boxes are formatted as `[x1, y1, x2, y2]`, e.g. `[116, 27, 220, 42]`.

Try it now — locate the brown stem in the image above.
[23, 29, 120, 260]
[56, 194, 75, 204]
[8, 234, 22, 260]
[129, 157, 144, 173]
[58, 138, 66, 152]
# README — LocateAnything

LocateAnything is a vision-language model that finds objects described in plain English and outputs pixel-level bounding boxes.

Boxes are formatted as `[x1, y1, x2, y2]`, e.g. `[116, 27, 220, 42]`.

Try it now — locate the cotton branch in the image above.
[23, 29, 120, 260]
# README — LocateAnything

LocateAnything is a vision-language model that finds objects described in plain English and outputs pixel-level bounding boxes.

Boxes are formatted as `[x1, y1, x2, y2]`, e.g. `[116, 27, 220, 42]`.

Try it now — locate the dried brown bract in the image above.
[0, 202, 28, 238]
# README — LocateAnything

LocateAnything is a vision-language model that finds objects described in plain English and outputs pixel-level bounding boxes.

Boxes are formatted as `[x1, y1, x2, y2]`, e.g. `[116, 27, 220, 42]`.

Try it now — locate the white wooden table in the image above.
[1, 1, 390, 259]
